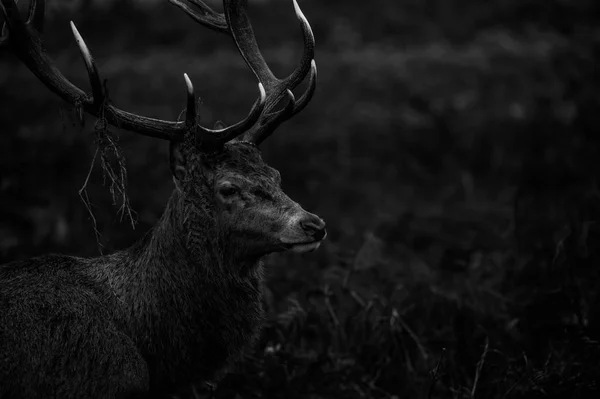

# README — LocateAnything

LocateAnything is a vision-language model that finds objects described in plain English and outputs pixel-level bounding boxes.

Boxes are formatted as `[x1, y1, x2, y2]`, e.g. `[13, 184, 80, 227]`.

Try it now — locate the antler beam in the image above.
[170, 0, 317, 144]
[1, 0, 315, 148]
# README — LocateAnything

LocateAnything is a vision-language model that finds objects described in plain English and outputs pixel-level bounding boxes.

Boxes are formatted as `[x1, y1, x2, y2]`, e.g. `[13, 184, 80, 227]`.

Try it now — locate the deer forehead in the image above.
[216, 172, 280, 187]
[213, 155, 280, 185]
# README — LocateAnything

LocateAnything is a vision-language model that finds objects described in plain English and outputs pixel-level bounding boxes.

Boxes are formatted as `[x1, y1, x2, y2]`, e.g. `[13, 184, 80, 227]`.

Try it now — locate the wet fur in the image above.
[0, 143, 289, 398]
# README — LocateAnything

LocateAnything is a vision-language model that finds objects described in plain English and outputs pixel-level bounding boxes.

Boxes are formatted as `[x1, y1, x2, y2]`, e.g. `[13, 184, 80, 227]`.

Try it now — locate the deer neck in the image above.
[132, 188, 261, 275]
[91, 188, 265, 385]
[90, 187, 265, 327]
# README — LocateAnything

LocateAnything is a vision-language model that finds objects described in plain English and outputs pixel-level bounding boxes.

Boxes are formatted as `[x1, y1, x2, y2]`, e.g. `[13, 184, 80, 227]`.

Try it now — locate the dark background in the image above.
[1, 0, 600, 397]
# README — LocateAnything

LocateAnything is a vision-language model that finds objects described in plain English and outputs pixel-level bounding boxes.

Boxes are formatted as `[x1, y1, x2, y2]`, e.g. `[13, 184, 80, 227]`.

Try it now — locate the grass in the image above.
[1, 0, 600, 397]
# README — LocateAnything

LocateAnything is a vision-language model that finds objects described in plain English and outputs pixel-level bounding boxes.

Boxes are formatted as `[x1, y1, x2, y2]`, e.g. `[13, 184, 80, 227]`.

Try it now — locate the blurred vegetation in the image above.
[1, 0, 600, 397]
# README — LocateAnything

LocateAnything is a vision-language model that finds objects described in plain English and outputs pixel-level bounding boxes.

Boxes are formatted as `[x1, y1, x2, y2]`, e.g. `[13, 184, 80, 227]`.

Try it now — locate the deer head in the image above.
[172, 141, 326, 259]
[0, 0, 326, 258]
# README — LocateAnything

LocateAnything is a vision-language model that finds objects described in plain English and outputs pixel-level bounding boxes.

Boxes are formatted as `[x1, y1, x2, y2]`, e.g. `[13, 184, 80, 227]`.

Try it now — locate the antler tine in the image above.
[290, 59, 317, 115]
[183, 73, 197, 130]
[241, 89, 294, 144]
[0, 22, 8, 48]
[284, 0, 315, 88]
[169, 0, 228, 33]
[0, 0, 43, 48]
[0, 0, 23, 35]
[27, 0, 44, 33]
[0, 0, 11, 48]
[70, 22, 105, 108]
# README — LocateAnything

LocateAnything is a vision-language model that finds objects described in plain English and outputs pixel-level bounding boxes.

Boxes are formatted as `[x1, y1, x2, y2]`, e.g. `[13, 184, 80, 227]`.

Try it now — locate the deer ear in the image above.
[169, 141, 188, 182]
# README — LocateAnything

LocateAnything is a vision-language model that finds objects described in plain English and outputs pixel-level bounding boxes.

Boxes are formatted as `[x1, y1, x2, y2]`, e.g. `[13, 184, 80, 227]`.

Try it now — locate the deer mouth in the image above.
[286, 240, 322, 253]
[280, 226, 327, 253]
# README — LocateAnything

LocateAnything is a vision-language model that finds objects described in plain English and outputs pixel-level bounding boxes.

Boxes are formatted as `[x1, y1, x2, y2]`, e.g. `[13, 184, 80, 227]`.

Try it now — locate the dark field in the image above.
[1, 0, 600, 397]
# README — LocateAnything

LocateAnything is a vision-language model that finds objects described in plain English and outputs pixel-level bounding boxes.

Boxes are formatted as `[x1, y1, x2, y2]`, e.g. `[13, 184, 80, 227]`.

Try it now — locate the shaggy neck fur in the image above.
[88, 188, 265, 394]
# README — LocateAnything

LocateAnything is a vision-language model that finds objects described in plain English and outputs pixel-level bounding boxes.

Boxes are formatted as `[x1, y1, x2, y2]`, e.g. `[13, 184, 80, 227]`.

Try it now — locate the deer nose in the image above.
[300, 215, 327, 241]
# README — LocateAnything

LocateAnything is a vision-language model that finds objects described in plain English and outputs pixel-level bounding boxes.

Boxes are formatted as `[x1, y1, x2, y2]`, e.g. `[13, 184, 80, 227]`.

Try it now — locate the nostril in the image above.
[299, 219, 320, 232]
[300, 216, 326, 239]
[313, 227, 326, 241]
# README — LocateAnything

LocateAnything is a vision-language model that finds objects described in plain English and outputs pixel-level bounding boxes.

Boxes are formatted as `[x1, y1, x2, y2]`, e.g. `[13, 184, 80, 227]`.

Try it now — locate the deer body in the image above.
[1, 143, 325, 398]
[0, 0, 324, 397]
[1, 189, 267, 398]
[1, 255, 152, 398]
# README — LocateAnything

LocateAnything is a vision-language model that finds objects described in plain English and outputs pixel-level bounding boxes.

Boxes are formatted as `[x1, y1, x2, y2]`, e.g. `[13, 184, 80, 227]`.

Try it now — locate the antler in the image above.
[170, 0, 317, 145]
[0, 0, 268, 150]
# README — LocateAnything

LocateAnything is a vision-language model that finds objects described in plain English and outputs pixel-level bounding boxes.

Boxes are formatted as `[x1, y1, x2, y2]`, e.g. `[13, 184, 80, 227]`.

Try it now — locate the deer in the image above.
[0, 0, 325, 398]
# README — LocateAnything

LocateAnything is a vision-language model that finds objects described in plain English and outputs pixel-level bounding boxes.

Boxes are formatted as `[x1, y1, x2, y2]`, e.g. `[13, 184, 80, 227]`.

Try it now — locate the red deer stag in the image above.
[0, 0, 325, 397]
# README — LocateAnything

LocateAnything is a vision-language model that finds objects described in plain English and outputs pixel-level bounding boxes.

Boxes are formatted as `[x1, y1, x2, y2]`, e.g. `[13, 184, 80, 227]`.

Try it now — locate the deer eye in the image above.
[219, 185, 239, 197]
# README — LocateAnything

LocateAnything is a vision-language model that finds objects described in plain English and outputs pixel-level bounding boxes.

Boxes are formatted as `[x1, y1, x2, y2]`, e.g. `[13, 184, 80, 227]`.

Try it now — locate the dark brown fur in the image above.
[0, 142, 326, 398]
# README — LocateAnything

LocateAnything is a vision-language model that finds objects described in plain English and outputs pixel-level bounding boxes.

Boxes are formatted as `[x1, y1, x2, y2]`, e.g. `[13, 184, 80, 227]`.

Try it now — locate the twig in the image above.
[342, 268, 352, 287]
[94, 118, 137, 230]
[78, 146, 104, 254]
[395, 310, 429, 361]
[428, 348, 446, 399]
[323, 285, 340, 327]
[323, 285, 348, 348]
[471, 337, 490, 399]
[349, 289, 366, 308]
[501, 353, 529, 398]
